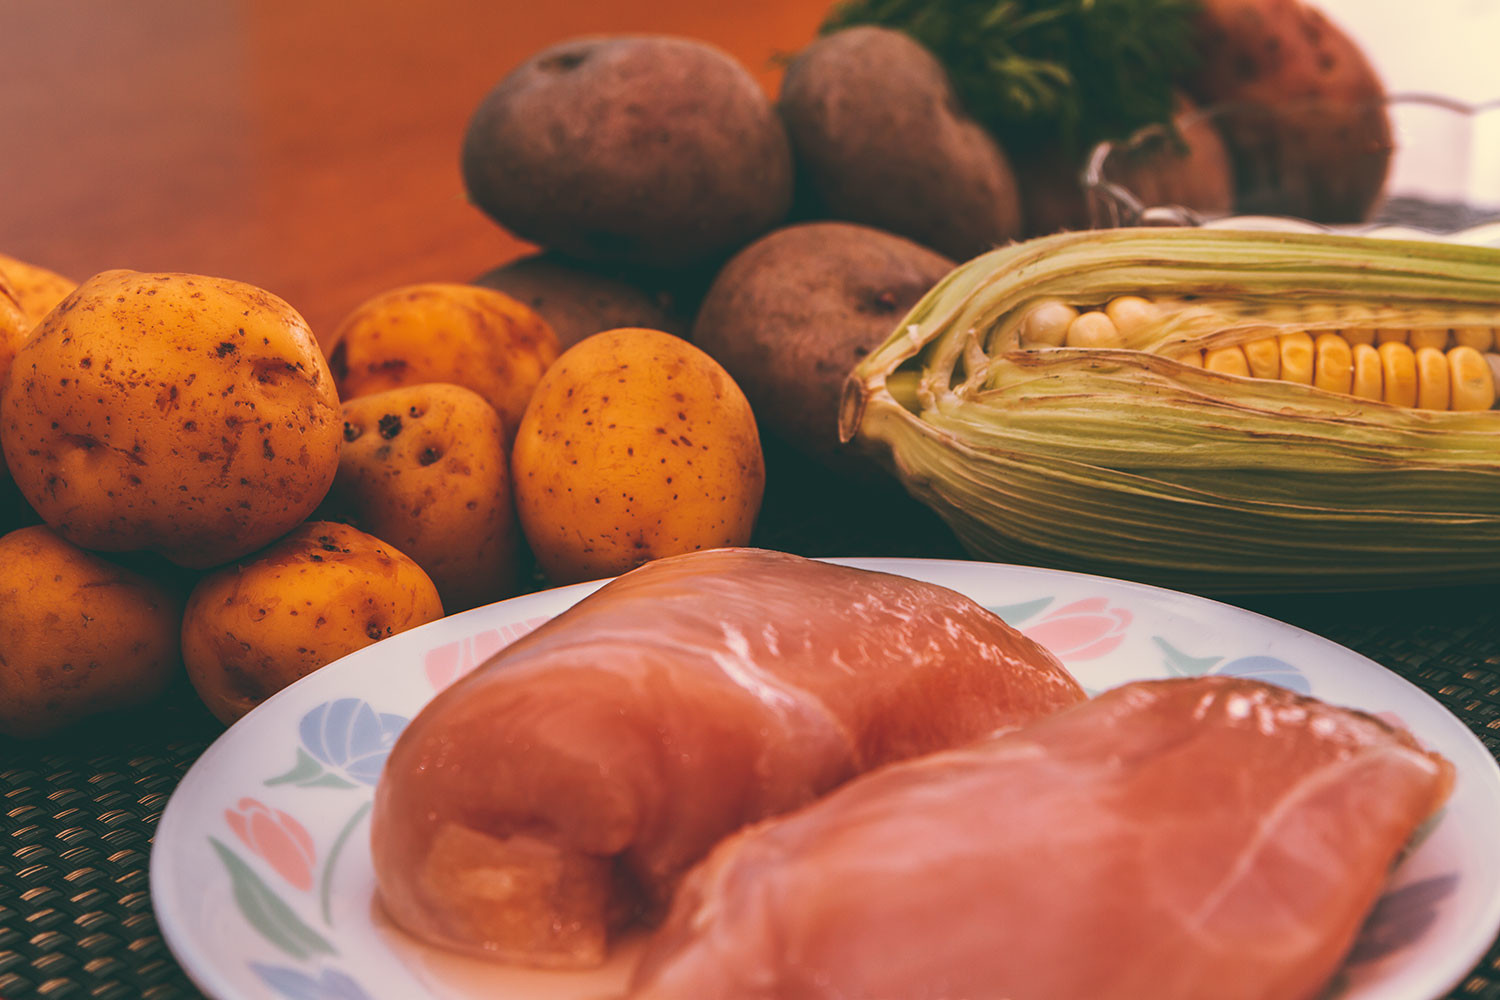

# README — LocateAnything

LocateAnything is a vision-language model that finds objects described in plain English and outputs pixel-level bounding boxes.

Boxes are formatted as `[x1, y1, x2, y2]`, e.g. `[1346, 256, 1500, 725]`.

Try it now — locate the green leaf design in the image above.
[988, 597, 1052, 626]
[265, 748, 324, 787]
[301, 773, 358, 790]
[265, 748, 358, 789]
[210, 838, 336, 960]
[1153, 636, 1221, 677]
[320, 802, 372, 926]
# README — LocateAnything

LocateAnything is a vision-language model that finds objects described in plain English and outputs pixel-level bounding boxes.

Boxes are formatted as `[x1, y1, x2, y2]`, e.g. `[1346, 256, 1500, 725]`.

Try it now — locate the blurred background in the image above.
[0, 0, 825, 337]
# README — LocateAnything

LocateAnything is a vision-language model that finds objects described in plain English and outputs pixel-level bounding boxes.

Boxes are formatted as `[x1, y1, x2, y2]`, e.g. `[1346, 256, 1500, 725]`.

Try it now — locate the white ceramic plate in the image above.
[152, 559, 1500, 1000]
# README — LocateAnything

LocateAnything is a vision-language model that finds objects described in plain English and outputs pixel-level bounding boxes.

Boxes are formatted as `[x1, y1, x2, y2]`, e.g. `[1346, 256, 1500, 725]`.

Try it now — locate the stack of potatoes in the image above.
[0, 254, 765, 740]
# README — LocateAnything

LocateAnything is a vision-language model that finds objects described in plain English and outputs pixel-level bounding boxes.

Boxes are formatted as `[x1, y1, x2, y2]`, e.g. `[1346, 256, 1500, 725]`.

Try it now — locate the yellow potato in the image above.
[320, 383, 519, 613]
[512, 327, 764, 584]
[0, 276, 29, 489]
[182, 521, 444, 724]
[328, 283, 559, 443]
[0, 525, 182, 739]
[0, 253, 77, 328]
[0, 269, 342, 567]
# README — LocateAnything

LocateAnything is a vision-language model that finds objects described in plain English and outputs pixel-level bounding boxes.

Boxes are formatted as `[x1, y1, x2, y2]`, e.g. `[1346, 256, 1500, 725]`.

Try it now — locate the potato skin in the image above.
[778, 26, 1022, 260]
[0, 525, 182, 739]
[0, 277, 29, 489]
[182, 521, 444, 725]
[0, 253, 77, 328]
[473, 253, 687, 351]
[461, 35, 793, 269]
[328, 283, 559, 442]
[512, 328, 764, 585]
[0, 270, 342, 568]
[320, 384, 519, 613]
[692, 222, 952, 476]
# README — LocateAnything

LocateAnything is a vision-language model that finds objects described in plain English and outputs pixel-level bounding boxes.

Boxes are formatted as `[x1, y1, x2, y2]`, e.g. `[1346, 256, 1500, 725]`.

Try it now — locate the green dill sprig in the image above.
[820, 0, 1201, 158]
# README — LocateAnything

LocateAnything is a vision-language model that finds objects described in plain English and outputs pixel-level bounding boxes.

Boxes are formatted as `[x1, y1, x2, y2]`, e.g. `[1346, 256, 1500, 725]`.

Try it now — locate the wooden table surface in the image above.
[0, 0, 825, 341]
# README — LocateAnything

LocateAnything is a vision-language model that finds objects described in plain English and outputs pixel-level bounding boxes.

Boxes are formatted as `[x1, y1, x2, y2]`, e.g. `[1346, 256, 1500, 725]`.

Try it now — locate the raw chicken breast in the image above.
[371, 548, 1084, 967]
[630, 676, 1455, 1000]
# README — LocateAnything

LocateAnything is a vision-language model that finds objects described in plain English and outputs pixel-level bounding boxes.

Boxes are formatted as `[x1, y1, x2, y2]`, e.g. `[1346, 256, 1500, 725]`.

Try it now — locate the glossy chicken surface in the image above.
[370, 548, 1084, 966]
[630, 676, 1454, 1000]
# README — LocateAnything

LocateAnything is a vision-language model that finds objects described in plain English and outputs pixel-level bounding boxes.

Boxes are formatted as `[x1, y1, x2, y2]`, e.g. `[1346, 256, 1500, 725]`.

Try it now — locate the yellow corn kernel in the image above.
[1410, 329, 1451, 352]
[1452, 327, 1494, 352]
[1204, 345, 1251, 376]
[1378, 341, 1417, 407]
[1020, 299, 1078, 347]
[1279, 332, 1314, 384]
[1447, 345, 1496, 411]
[1066, 311, 1122, 348]
[1105, 296, 1158, 339]
[1243, 338, 1280, 380]
[1376, 329, 1408, 345]
[1415, 346, 1450, 410]
[1338, 329, 1376, 347]
[1313, 332, 1353, 395]
[1351, 343, 1382, 400]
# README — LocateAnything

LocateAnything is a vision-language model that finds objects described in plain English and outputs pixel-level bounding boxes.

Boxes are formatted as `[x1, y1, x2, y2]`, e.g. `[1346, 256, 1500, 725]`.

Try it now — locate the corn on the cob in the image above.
[840, 228, 1500, 593]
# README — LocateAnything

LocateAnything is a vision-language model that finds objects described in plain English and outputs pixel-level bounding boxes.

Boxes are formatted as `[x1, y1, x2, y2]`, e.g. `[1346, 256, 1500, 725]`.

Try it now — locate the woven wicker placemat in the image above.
[4, 478, 1500, 1000]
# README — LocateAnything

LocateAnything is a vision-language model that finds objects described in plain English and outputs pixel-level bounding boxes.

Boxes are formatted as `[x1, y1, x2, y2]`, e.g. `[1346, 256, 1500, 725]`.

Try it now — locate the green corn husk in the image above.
[839, 227, 1500, 594]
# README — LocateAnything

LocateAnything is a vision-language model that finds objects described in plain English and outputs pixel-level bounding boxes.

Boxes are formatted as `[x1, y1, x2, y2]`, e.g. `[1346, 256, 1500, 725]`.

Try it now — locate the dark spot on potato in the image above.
[378, 414, 403, 439]
[80, 357, 92, 368]
[419, 446, 441, 466]
[217, 342, 238, 357]
[263, 439, 275, 460]
[365, 622, 384, 640]
[344, 421, 363, 442]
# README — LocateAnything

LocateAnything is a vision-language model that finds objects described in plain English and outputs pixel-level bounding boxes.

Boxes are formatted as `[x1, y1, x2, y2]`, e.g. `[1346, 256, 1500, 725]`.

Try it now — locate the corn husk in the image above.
[839, 228, 1500, 593]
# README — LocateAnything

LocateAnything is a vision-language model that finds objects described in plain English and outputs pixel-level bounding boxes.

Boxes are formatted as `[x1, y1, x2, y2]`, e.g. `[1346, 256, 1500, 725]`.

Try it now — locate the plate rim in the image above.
[150, 555, 1500, 1000]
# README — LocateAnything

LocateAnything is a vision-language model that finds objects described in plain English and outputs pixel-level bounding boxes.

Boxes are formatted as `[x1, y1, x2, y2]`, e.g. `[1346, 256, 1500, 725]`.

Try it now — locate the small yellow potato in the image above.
[328, 283, 560, 442]
[512, 327, 764, 585]
[0, 525, 182, 739]
[182, 521, 444, 725]
[0, 270, 342, 568]
[0, 277, 29, 489]
[320, 383, 519, 613]
[0, 253, 77, 328]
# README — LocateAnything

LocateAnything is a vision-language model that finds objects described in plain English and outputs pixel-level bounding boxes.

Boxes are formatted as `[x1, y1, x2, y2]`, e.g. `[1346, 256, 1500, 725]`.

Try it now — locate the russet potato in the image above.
[0, 525, 182, 739]
[511, 328, 764, 584]
[0, 269, 342, 568]
[320, 383, 519, 613]
[182, 521, 444, 725]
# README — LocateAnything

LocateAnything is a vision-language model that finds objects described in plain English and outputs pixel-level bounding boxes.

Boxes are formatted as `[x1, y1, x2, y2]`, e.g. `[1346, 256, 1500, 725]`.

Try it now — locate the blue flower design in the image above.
[1214, 655, 1311, 695]
[252, 963, 371, 1000]
[267, 699, 408, 789]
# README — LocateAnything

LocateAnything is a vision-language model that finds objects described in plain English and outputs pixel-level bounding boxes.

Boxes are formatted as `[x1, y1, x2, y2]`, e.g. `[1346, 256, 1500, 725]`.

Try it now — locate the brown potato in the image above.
[0, 253, 77, 328]
[778, 26, 1022, 260]
[320, 384, 519, 613]
[0, 270, 342, 568]
[328, 283, 559, 443]
[512, 328, 764, 585]
[461, 35, 793, 269]
[472, 253, 687, 351]
[691, 222, 953, 477]
[182, 521, 444, 725]
[0, 525, 182, 739]
[1184, 0, 1390, 221]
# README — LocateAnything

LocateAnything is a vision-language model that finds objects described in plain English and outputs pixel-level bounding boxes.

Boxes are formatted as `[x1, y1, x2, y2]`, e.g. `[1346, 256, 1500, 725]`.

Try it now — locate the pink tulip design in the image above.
[225, 798, 317, 892]
[424, 615, 553, 689]
[1021, 597, 1132, 661]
